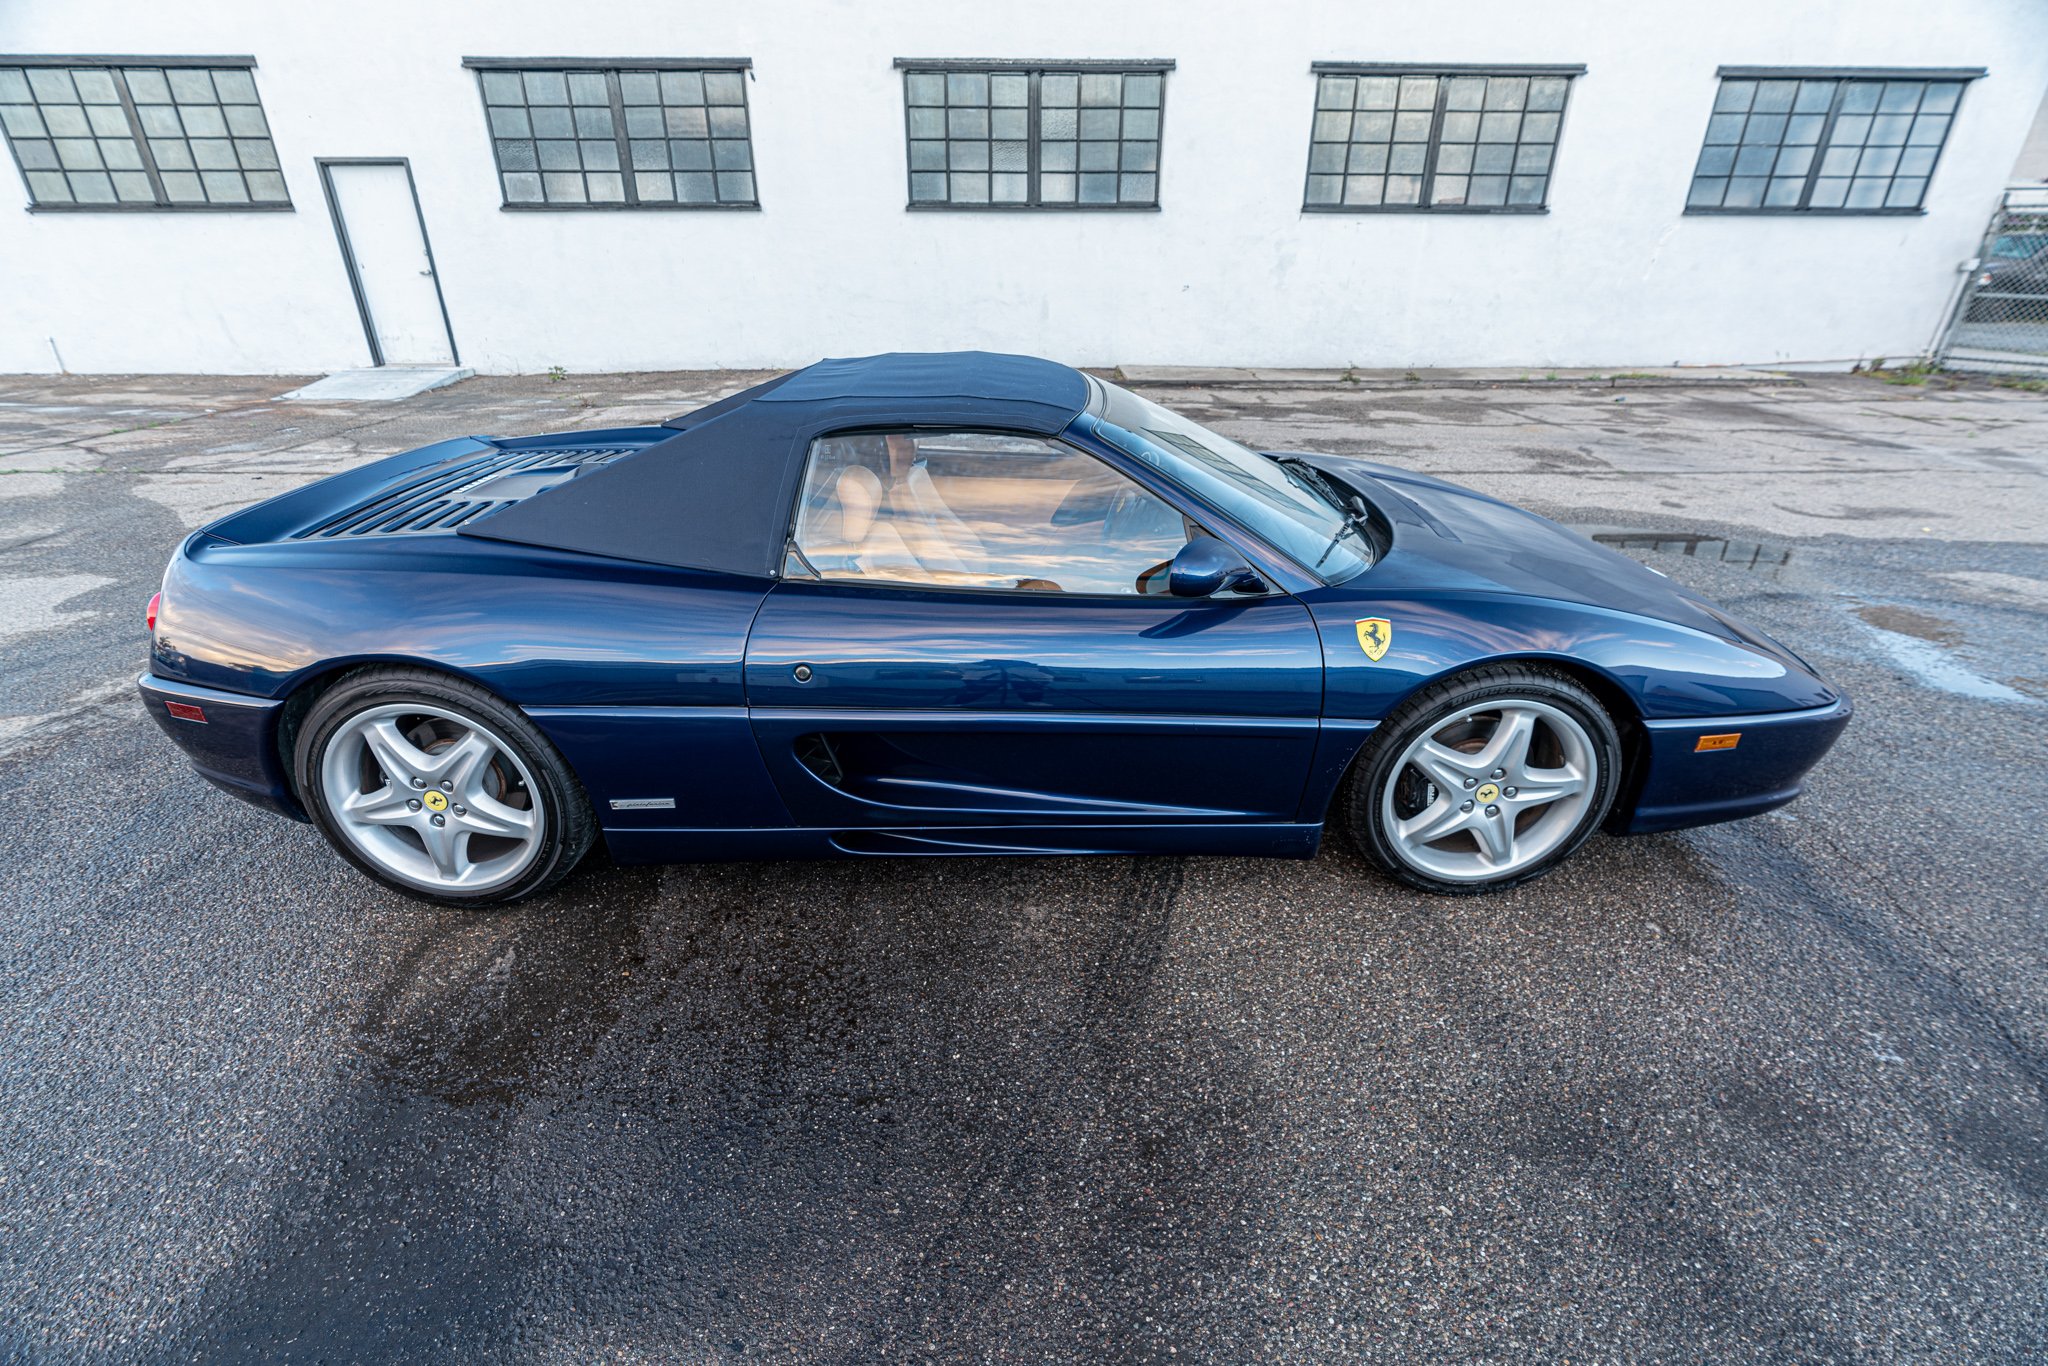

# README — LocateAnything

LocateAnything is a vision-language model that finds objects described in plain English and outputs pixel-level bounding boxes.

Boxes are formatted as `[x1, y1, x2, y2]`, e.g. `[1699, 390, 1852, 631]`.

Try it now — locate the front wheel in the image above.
[1341, 665, 1622, 894]
[294, 668, 595, 906]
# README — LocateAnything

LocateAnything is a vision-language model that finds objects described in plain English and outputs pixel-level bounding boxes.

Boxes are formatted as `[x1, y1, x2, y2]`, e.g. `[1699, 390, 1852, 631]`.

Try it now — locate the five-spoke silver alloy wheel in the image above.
[318, 703, 546, 894]
[1380, 699, 1598, 884]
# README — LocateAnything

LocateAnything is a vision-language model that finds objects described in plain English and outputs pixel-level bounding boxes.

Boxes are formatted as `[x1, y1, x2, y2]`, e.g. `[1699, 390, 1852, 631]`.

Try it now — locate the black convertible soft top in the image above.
[461, 351, 1091, 577]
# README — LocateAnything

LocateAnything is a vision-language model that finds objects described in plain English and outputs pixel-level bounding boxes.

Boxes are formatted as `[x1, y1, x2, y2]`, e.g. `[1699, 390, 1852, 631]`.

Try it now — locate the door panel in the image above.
[323, 162, 454, 366]
[745, 579, 1325, 827]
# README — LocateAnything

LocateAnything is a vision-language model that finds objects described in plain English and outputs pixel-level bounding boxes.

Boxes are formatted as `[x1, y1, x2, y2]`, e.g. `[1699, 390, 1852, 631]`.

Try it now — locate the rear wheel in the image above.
[1342, 665, 1621, 894]
[294, 668, 594, 906]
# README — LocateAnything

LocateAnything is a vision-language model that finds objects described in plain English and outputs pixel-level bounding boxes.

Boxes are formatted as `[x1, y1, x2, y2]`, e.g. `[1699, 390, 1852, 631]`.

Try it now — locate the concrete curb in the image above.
[1100, 365, 1804, 389]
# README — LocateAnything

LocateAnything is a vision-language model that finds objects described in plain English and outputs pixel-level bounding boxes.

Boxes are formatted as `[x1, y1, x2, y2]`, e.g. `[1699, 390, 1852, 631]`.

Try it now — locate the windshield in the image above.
[1990, 233, 2048, 260]
[1083, 378, 1372, 582]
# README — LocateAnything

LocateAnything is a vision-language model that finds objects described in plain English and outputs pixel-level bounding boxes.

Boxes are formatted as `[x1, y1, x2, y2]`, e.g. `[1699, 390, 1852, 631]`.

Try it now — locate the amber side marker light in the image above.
[164, 701, 206, 724]
[1696, 733, 1741, 752]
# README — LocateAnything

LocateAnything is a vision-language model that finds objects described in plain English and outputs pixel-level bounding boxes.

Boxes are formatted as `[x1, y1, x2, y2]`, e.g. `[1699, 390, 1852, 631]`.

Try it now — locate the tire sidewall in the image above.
[293, 670, 593, 906]
[1350, 670, 1622, 894]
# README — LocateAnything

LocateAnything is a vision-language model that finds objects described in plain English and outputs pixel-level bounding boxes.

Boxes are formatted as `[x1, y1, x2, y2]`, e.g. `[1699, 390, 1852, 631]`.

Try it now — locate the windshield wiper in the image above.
[1272, 455, 1342, 505]
[1275, 456, 1376, 568]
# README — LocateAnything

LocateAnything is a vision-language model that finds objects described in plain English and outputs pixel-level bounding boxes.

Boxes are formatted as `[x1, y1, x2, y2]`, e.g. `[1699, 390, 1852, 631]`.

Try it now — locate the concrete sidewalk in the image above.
[1112, 364, 1802, 387]
[2, 365, 2043, 553]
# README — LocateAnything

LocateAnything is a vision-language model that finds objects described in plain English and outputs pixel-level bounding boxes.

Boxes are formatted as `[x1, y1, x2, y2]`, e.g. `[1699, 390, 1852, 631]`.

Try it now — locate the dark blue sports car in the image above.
[139, 352, 1849, 904]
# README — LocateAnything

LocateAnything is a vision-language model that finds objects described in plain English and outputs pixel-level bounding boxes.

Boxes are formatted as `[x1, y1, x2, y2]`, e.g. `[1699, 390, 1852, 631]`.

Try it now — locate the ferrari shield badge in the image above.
[1355, 617, 1392, 661]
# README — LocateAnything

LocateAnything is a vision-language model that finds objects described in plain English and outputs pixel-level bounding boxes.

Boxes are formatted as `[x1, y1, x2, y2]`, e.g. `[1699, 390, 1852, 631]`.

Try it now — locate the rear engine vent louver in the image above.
[292, 446, 636, 540]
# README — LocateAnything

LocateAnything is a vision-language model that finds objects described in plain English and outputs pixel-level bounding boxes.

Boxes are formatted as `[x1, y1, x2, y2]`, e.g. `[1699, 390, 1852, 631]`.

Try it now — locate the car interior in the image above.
[791, 431, 1196, 595]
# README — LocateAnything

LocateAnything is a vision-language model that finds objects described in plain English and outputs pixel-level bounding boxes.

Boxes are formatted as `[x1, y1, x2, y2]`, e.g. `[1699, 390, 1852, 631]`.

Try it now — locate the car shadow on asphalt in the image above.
[153, 818, 2043, 1362]
[164, 852, 1281, 1360]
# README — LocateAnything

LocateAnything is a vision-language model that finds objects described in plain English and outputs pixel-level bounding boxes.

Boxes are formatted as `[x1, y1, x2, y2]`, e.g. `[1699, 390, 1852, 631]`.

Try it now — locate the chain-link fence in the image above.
[1940, 186, 2048, 374]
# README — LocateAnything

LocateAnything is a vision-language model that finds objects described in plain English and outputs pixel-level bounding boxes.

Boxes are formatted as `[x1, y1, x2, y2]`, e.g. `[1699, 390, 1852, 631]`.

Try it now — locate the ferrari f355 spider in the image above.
[140, 353, 1849, 903]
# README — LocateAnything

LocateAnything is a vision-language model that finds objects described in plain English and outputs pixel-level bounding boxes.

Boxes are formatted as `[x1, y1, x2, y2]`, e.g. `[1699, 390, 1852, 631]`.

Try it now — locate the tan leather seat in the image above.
[830, 465, 921, 576]
[888, 465, 988, 576]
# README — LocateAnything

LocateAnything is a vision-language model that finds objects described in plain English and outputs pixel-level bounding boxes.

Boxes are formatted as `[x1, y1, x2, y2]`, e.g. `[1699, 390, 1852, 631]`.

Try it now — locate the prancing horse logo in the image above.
[1355, 617, 1392, 661]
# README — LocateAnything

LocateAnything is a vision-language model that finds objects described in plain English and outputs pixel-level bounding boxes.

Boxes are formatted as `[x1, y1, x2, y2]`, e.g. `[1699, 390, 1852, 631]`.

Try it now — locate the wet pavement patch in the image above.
[1853, 604, 1962, 646]
[1853, 608, 2035, 704]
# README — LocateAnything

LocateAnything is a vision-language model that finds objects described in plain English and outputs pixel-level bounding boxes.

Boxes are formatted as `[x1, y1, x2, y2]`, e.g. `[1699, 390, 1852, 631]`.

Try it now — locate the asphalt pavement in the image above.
[1, 368, 2044, 1363]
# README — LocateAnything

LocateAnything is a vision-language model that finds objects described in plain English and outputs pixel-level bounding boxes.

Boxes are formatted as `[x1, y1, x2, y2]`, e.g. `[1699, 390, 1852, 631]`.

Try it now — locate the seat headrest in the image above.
[835, 465, 885, 544]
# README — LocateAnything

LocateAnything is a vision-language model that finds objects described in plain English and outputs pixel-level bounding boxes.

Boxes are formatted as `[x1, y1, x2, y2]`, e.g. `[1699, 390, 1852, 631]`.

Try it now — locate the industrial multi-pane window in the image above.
[0, 59, 287, 209]
[466, 60, 758, 209]
[897, 62, 1171, 209]
[1686, 69, 1980, 213]
[1304, 66, 1580, 212]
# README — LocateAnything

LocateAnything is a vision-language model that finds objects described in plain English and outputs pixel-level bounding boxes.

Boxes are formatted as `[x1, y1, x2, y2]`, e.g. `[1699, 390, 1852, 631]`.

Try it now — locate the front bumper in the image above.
[1621, 697, 1852, 835]
[136, 673, 307, 822]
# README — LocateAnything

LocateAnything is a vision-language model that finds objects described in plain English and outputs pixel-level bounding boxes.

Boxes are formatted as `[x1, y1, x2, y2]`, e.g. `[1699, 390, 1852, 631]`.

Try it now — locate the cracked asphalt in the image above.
[1, 369, 2044, 1363]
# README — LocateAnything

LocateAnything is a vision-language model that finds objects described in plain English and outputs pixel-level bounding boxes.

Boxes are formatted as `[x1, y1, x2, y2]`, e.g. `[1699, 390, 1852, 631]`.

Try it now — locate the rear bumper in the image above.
[136, 673, 306, 822]
[1622, 697, 1852, 835]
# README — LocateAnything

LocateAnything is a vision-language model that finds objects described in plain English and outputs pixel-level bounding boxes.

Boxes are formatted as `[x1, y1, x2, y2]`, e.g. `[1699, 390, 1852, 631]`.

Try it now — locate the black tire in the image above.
[292, 666, 596, 906]
[1339, 664, 1623, 895]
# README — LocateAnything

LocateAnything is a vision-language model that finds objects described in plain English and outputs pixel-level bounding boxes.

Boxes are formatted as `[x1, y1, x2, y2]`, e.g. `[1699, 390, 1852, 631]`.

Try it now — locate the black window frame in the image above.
[462, 56, 760, 212]
[1301, 62, 1585, 215]
[0, 54, 291, 213]
[1684, 65, 1984, 217]
[893, 58, 1174, 212]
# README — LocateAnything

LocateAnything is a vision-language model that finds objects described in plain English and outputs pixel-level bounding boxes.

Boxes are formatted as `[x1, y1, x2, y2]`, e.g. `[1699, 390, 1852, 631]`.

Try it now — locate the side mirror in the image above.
[1168, 536, 1266, 598]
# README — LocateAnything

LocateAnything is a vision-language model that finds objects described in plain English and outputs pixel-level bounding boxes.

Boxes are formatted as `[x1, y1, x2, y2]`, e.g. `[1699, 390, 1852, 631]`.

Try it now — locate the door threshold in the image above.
[275, 366, 472, 403]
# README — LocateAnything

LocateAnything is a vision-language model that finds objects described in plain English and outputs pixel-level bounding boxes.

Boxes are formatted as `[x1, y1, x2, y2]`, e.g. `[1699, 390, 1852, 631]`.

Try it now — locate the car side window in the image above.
[788, 431, 1195, 596]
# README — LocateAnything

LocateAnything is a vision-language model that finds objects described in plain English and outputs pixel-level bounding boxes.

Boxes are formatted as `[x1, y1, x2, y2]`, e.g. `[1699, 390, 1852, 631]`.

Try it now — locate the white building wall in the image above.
[2015, 87, 2048, 181]
[2, 0, 2046, 375]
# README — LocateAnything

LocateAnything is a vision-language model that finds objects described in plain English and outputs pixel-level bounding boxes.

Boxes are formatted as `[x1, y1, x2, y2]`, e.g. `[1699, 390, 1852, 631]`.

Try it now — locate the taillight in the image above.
[146, 591, 161, 635]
